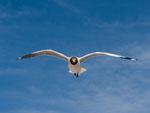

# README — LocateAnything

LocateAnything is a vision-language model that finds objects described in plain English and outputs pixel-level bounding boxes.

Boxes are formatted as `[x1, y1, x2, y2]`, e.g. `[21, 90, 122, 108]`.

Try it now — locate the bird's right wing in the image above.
[79, 52, 137, 63]
[17, 49, 69, 61]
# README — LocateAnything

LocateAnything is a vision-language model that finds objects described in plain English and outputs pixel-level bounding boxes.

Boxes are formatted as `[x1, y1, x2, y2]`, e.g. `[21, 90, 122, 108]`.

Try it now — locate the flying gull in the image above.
[17, 49, 137, 77]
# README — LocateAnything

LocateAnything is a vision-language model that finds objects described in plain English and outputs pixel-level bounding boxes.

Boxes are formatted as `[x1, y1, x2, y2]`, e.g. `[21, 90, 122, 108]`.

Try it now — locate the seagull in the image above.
[17, 49, 137, 77]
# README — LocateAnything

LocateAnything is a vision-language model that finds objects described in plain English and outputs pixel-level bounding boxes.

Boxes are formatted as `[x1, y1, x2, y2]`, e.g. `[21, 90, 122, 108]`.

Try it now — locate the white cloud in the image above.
[53, 0, 80, 14]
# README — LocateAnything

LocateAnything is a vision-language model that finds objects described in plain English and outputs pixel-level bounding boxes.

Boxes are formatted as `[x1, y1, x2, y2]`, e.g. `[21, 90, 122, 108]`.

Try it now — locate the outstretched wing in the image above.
[79, 52, 137, 63]
[17, 49, 69, 61]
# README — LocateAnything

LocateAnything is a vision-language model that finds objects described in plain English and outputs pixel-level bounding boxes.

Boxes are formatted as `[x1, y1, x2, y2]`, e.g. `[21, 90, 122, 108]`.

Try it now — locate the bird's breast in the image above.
[68, 63, 81, 73]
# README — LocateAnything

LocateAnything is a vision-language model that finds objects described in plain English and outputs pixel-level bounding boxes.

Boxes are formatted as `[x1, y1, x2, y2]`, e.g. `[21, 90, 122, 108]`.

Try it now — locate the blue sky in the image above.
[0, 0, 150, 113]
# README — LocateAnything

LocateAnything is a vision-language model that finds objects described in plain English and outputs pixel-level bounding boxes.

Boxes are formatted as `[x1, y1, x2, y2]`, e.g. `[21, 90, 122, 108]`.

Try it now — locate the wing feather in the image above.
[79, 52, 137, 62]
[17, 49, 69, 61]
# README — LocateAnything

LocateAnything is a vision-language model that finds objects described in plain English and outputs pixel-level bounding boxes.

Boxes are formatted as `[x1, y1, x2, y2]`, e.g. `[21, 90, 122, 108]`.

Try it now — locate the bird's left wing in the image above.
[79, 52, 137, 63]
[17, 49, 69, 61]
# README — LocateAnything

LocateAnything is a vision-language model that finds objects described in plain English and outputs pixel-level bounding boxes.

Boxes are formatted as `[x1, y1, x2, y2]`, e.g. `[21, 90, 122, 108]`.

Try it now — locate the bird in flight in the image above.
[17, 49, 137, 78]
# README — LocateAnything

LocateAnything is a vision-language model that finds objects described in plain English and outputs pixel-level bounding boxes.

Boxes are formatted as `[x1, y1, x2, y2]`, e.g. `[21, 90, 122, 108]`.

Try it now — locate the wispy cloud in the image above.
[0, 24, 150, 112]
[52, 0, 150, 31]
[0, 1, 150, 113]
[2, 43, 149, 113]
[52, 0, 81, 14]
[15, 109, 60, 113]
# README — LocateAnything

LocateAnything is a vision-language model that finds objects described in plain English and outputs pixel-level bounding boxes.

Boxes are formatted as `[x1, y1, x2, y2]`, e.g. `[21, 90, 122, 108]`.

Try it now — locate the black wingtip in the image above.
[121, 57, 138, 61]
[16, 57, 22, 60]
[16, 54, 34, 60]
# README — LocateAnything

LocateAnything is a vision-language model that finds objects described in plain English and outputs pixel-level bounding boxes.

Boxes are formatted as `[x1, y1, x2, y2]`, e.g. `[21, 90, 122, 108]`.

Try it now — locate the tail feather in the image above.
[69, 70, 73, 74]
[80, 67, 86, 74]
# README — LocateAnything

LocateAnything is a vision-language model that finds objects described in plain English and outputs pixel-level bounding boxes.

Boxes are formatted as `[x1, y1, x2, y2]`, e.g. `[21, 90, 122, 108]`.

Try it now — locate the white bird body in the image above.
[68, 62, 81, 74]
[68, 59, 86, 76]
[17, 49, 137, 78]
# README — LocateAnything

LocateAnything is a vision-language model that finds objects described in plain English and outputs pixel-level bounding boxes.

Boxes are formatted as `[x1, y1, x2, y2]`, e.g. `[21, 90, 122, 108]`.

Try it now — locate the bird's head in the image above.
[70, 57, 78, 65]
